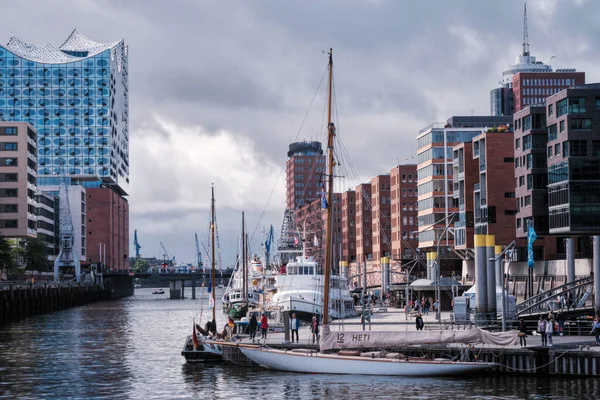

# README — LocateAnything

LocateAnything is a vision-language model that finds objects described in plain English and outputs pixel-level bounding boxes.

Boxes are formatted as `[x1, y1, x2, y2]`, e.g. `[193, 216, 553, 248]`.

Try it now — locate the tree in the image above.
[24, 237, 51, 272]
[133, 258, 149, 273]
[0, 235, 17, 279]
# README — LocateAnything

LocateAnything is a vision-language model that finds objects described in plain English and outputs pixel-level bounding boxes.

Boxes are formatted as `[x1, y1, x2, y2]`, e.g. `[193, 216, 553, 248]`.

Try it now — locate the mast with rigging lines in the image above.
[323, 48, 335, 324]
[211, 184, 216, 325]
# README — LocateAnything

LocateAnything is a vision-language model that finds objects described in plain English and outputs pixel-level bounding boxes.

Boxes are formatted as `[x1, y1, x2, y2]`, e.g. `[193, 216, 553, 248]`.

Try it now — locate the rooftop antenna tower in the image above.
[522, 2, 530, 56]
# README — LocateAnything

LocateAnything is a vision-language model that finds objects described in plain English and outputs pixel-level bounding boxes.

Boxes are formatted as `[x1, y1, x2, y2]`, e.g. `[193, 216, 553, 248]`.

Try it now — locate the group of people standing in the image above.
[407, 297, 433, 316]
[289, 313, 320, 344]
[248, 313, 269, 342]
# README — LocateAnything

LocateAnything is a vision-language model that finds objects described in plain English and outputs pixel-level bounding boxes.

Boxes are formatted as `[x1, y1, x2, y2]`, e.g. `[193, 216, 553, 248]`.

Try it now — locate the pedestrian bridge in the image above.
[516, 276, 595, 319]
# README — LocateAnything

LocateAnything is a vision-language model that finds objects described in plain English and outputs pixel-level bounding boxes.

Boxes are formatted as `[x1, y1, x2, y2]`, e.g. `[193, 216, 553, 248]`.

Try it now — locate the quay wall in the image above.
[0, 284, 111, 326]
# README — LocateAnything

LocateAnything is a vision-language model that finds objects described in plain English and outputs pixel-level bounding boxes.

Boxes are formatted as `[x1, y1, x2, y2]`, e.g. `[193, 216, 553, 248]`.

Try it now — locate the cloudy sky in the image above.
[1, 0, 599, 268]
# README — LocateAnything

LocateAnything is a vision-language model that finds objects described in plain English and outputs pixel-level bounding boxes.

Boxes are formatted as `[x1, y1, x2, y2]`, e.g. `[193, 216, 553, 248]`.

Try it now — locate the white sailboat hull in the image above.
[239, 347, 496, 376]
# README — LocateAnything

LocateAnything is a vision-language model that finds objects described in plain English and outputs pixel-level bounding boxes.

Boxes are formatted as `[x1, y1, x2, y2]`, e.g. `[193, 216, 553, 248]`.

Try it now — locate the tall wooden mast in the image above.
[323, 48, 336, 324]
[211, 184, 216, 324]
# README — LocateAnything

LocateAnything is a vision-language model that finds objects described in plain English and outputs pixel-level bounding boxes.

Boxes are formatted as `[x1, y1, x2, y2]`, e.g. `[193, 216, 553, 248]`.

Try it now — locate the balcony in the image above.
[480, 162, 486, 172]
[474, 183, 480, 192]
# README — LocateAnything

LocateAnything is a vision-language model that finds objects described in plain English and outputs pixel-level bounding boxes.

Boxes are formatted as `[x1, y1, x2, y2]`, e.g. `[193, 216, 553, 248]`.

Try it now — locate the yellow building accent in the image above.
[486, 234, 495, 247]
[495, 245, 502, 256]
[474, 234, 486, 247]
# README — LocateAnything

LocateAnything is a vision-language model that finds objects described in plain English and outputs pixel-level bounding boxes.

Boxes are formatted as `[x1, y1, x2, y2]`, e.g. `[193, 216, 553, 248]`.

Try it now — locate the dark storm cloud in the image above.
[2, 0, 600, 266]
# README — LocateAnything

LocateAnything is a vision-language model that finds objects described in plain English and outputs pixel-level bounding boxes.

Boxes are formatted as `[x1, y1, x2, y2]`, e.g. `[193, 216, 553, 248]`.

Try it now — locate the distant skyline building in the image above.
[490, 4, 583, 116]
[0, 30, 129, 195]
[285, 141, 325, 210]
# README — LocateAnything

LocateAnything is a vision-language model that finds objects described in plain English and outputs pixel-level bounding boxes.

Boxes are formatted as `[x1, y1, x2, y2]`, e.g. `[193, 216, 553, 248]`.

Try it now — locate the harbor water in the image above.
[0, 288, 599, 399]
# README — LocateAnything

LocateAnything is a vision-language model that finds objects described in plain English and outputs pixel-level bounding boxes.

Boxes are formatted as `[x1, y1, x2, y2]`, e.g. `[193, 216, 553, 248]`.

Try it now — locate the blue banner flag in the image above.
[527, 223, 537, 268]
[320, 184, 328, 209]
[207, 280, 212, 293]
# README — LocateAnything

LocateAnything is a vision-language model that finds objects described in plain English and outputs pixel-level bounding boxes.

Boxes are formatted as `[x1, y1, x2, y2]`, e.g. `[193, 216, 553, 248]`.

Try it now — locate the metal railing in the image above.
[516, 276, 594, 316]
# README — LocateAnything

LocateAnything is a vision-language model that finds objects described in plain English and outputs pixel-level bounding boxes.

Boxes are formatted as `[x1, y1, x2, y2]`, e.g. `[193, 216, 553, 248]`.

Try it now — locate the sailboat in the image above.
[222, 212, 261, 320]
[181, 184, 222, 363]
[238, 49, 518, 376]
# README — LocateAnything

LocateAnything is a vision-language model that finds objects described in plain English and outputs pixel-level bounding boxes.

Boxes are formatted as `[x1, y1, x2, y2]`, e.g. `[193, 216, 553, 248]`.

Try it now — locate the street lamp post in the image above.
[489, 240, 515, 331]
[432, 213, 456, 323]
[403, 258, 421, 320]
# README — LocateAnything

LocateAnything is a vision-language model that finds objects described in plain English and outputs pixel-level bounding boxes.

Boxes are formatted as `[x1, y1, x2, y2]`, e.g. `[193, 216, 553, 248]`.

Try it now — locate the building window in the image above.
[563, 141, 569, 157]
[3, 128, 17, 135]
[548, 124, 557, 141]
[570, 119, 592, 130]
[519, 176, 525, 187]
[570, 140, 587, 157]
[548, 146, 553, 158]
[3, 143, 17, 151]
[1, 158, 18, 166]
[0, 220, 18, 228]
[504, 192, 515, 198]
[592, 140, 600, 157]
[515, 138, 521, 149]
[0, 204, 18, 213]
[555, 143, 561, 156]
[0, 189, 17, 197]
[559, 120, 565, 132]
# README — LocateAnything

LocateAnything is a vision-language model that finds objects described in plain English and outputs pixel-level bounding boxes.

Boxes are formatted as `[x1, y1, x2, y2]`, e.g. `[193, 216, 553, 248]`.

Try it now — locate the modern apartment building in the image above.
[371, 174, 391, 271]
[471, 130, 517, 246]
[355, 183, 372, 264]
[513, 71, 585, 113]
[546, 84, 600, 235]
[390, 165, 418, 260]
[416, 116, 512, 251]
[0, 122, 37, 238]
[513, 105, 549, 237]
[34, 191, 57, 259]
[452, 142, 478, 256]
[285, 141, 325, 210]
[341, 190, 356, 264]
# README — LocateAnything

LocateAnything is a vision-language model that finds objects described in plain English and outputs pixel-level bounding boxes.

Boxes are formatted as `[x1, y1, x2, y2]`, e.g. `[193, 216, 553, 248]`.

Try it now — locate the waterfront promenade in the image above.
[238, 308, 600, 352]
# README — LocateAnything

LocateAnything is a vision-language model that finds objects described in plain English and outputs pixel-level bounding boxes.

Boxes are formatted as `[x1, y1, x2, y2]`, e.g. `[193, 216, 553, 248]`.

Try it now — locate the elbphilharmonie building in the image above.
[0, 30, 129, 195]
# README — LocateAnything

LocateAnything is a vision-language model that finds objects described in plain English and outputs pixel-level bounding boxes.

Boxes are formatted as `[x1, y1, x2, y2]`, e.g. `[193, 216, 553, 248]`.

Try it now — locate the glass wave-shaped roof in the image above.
[3, 29, 126, 71]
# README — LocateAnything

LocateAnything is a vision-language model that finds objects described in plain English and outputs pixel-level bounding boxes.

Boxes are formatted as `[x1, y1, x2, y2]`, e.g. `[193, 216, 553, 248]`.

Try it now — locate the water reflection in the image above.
[1, 288, 599, 399]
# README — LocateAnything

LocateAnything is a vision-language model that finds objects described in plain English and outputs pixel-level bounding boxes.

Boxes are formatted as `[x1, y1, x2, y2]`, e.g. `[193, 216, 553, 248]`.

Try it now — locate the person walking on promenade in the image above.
[518, 318, 527, 347]
[424, 299, 431, 316]
[290, 313, 300, 343]
[538, 316, 547, 346]
[310, 316, 320, 344]
[556, 312, 566, 336]
[590, 317, 600, 345]
[249, 313, 258, 342]
[260, 314, 269, 340]
[415, 313, 424, 331]
[545, 317, 554, 347]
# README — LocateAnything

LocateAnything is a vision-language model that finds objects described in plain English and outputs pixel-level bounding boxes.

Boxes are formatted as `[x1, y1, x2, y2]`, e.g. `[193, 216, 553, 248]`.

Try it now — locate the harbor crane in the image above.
[53, 166, 81, 283]
[134, 230, 142, 259]
[194, 232, 203, 271]
[160, 242, 170, 266]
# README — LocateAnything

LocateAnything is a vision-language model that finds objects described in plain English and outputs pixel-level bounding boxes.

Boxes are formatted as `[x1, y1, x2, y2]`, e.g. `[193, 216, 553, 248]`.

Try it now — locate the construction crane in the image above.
[160, 242, 170, 267]
[53, 167, 81, 283]
[194, 231, 203, 271]
[263, 225, 274, 267]
[134, 230, 142, 259]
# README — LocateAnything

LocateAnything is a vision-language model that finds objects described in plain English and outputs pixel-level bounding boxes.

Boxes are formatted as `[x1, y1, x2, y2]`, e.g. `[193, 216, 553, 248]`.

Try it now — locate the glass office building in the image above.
[0, 30, 129, 194]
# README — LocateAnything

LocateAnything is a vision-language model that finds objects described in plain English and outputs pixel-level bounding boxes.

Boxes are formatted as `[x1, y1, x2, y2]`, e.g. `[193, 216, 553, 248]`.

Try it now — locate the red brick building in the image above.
[354, 183, 372, 265]
[341, 190, 356, 264]
[371, 174, 391, 273]
[285, 141, 325, 210]
[86, 187, 129, 271]
[513, 71, 585, 113]
[389, 165, 418, 260]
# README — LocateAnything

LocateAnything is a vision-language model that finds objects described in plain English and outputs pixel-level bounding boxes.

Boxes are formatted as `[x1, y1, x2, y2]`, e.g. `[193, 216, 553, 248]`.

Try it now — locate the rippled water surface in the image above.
[1, 288, 598, 399]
